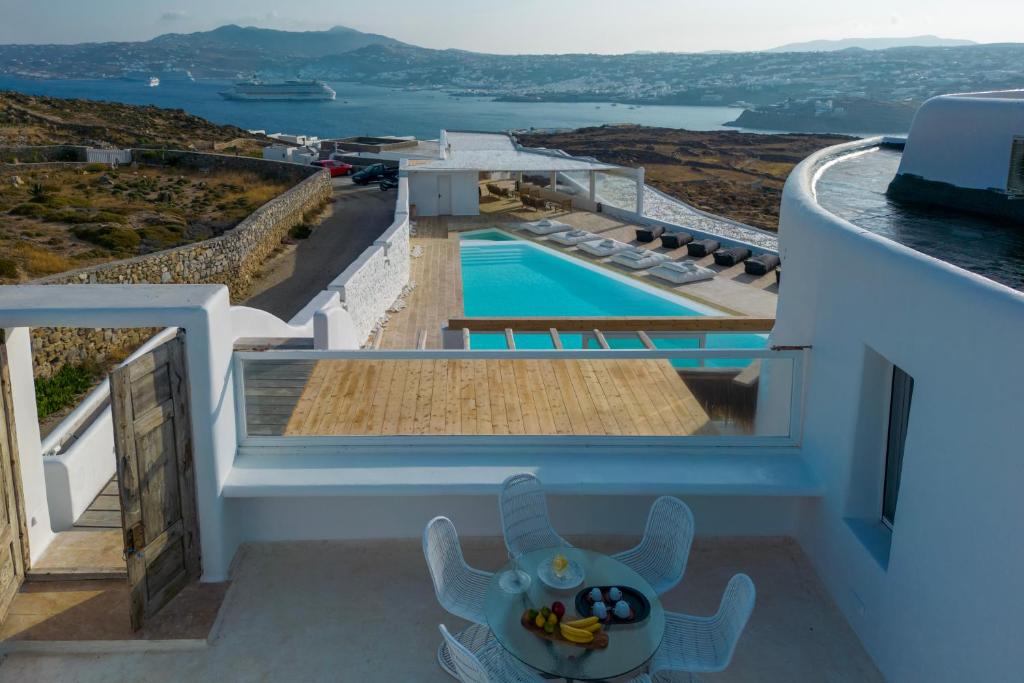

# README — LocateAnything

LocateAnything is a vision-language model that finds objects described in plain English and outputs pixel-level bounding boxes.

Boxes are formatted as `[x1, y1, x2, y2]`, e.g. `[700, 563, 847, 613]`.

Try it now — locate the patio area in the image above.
[0, 536, 883, 681]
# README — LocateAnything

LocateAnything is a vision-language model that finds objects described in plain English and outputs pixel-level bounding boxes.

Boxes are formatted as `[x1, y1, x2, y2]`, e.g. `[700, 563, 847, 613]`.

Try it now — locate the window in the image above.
[881, 367, 914, 527]
[1009, 138, 1024, 195]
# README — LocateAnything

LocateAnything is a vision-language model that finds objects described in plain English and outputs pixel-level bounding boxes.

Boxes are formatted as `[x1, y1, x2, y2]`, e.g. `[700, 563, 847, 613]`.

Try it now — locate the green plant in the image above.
[34, 363, 98, 419]
[29, 182, 47, 203]
[71, 225, 141, 253]
[0, 257, 17, 279]
[289, 223, 313, 239]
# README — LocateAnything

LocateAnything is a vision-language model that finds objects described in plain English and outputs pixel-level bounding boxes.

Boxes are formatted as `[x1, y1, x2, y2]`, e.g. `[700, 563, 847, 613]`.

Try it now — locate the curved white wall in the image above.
[778, 137, 1024, 682]
[896, 92, 1024, 191]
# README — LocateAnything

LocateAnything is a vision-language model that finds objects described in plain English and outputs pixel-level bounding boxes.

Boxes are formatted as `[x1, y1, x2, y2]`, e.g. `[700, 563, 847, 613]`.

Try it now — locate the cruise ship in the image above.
[218, 79, 336, 102]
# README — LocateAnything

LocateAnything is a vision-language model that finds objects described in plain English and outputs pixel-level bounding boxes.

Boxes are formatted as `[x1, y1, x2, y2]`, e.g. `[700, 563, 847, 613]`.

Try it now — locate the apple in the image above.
[552, 601, 566, 619]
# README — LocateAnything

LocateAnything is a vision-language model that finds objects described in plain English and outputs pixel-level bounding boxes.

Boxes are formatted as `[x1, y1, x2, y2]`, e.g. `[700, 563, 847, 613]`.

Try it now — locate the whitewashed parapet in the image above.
[328, 177, 411, 344]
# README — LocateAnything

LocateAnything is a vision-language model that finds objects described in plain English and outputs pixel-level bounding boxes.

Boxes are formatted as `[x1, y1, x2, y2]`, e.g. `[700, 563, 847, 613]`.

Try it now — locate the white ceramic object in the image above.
[537, 556, 584, 590]
[592, 602, 609, 620]
[614, 600, 631, 619]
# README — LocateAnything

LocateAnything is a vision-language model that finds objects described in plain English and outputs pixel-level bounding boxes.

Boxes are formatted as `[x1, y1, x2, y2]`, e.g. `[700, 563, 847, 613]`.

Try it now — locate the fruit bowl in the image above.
[537, 555, 584, 590]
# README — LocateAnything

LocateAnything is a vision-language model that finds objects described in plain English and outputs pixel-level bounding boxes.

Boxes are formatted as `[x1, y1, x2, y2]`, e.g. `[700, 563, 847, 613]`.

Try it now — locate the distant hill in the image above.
[769, 35, 976, 52]
[148, 24, 404, 60]
[0, 91, 268, 151]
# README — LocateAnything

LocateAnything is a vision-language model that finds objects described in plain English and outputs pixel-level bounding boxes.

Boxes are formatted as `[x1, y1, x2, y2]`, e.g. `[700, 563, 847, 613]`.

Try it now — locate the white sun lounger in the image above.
[520, 219, 572, 235]
[611, 248, 670, 270]
[578, 238, 632, 257]
[548, 229, 600, 246]
[649, 260, 717, 285]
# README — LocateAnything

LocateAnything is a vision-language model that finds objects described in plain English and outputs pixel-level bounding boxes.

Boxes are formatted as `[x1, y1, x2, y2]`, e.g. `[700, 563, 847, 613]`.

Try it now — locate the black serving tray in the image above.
[574, 585, 651, 624]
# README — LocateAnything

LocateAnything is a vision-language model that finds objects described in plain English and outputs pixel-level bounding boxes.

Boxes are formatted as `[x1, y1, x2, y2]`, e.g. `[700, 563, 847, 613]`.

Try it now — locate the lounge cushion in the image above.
[687, 239, 720, 257]
[661, 231, 694, 249]
[549, 229, 599, 246]
[649, 261, 716, 285]
[745, 253, 782, 276]
[713, 247, 752, 267]
[610, 248, 670, 270]
[635, 226, 666, 243]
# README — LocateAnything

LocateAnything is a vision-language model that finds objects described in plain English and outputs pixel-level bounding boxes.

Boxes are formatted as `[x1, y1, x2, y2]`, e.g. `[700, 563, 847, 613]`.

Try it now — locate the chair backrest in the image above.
[645, 496, 695, 591]
[423, 516, 475, 621]
[710, 573, 756, 666]
[499, 473, 569, 556]
[439, 624, 492, 683]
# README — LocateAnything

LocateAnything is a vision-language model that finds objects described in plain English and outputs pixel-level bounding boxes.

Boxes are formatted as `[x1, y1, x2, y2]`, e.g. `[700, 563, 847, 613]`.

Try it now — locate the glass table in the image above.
[484, 547, 665, 682]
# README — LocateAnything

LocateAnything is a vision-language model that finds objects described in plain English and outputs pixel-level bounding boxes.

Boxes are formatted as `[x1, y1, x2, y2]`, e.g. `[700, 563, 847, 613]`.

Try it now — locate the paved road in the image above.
[245, 179, 396, 321]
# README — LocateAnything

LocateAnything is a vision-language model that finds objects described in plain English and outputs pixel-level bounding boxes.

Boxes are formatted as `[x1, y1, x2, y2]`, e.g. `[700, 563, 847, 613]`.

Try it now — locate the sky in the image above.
[0, 0, 1021, 53]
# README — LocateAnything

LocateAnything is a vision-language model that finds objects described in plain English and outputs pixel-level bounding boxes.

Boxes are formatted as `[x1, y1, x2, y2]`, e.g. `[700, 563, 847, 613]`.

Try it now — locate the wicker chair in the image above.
[439, 624, 655, 683]
[649, 574, 756, 680]
[424, 517, 496, 678]
[612, 496, 695, 595]
[499, 473, 572, 557]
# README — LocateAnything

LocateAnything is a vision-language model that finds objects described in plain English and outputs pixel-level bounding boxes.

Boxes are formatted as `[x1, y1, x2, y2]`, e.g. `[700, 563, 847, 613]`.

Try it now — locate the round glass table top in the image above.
[484, 547, 665, 681]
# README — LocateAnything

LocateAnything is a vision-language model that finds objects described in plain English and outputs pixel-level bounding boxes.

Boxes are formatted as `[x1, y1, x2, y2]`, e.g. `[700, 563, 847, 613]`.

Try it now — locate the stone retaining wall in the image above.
[17, 150, 331, 377]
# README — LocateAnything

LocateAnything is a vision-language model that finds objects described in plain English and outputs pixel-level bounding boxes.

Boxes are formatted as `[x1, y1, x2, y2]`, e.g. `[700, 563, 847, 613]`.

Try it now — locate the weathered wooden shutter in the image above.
[0, 338, 27, 624]
[111, 331, 201, 631]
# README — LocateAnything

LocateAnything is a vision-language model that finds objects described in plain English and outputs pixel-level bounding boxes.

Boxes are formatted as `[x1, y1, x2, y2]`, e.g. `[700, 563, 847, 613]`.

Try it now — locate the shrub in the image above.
[71, 225, 141, 253]
[35, 363, 98, 419]
[0, 257, 17, 279]
[19, 244, 76, 275]
[84, 163, 108, 172]
[289, 223, 313, 239]
[9, 202, 47, 218]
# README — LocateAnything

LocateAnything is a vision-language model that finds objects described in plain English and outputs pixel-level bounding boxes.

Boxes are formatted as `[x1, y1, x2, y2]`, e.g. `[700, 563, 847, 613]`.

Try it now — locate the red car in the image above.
[311, 159, 353, 177]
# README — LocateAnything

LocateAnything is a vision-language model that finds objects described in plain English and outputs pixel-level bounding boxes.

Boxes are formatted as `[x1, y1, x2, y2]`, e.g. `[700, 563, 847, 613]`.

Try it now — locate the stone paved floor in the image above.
[0, 536, 883, 682]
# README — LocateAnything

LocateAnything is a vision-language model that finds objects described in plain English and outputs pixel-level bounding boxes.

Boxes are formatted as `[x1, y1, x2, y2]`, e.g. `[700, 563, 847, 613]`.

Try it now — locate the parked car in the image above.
[352, 163, 398, 186]
[379, 176, 399, 191]
[311, 159, 353, 177]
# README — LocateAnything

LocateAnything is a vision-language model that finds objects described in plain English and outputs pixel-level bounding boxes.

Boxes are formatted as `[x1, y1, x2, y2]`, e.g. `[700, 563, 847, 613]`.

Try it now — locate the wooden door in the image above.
[438, 174, 452, 215]
[111, 332, 201, 631]
[0, 338, 27, 624]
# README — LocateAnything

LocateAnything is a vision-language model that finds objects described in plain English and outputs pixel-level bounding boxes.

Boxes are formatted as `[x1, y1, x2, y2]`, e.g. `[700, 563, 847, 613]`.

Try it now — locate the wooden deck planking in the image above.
[74, 477, 122, 530]
[279, 359, 713, 436]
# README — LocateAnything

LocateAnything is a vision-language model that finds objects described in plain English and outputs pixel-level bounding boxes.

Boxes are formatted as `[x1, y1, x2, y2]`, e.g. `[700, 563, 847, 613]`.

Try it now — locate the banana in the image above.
[582, 622, 602, 633]
[559, 623, 595, 643]
[564, 616, 599, 629]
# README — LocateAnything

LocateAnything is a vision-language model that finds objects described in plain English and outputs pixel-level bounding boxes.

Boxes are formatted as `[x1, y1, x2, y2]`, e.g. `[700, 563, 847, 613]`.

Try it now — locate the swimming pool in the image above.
[459, 228, 767, 358]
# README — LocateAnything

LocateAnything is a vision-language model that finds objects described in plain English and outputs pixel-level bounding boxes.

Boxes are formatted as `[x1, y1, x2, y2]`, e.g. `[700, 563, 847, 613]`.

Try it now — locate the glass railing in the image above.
[235, 347, 802, 442]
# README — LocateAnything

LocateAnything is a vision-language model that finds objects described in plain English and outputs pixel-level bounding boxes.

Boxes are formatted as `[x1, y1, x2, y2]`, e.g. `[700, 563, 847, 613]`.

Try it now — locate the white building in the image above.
[0, 96, 1021, 681]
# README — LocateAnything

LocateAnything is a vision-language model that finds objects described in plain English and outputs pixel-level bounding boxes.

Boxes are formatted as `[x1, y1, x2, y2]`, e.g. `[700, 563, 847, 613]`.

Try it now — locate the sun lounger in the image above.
[687, 239, 720, 257]
[521, 219, 571, 235]
[661, 231, 694, 249]
[649, 261, 717, 285]
[714, 247, 752, 267]
[611, 248, 670, 270]
[744, 253, 781, 276]
[549, 229, 599, 246]
[635, 226, 666, 243]
[578, 238, 632, 257]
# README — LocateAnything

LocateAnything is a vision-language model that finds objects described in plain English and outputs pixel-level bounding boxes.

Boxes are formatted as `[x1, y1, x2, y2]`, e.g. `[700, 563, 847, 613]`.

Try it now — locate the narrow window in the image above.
[882, 367, 914, 527]
[1009, 138, 1024, 195]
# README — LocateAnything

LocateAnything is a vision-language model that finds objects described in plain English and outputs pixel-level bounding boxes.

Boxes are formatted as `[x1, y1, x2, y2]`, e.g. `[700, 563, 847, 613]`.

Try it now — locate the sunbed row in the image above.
[513, 220, 780, 284]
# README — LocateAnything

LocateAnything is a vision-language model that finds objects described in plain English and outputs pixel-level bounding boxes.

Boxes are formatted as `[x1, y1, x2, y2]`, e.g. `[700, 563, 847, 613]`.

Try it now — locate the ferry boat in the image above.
[219, 79, 336, 102]
[147, 76, 160, 87]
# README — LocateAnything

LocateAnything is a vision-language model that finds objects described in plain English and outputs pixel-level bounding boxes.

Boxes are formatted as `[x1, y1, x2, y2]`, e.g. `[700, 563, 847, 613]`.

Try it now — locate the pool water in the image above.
[459, 229, 767, 362]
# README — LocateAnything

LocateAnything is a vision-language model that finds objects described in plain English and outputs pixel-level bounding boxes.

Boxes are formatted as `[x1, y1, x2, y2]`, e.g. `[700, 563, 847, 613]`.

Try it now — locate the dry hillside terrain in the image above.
[520, 126, 852, 231]
[0, 91, 268, 154]
[0, 165, 291, 282]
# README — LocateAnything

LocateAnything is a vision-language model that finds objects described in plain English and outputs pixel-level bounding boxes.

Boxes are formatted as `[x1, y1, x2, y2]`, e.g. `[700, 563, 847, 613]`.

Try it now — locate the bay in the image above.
[0, 76, 758, 139]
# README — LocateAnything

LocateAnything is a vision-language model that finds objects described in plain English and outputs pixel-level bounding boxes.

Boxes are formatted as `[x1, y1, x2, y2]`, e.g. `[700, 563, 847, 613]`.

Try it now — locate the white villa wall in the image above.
[896, 92, 1024, 191]
[449, 171, 480, 216]
[408, 173, 439, 216]
[226, 494, 800, 545]
[777, 137, 1024, 682]
[328, 176, 411, 344]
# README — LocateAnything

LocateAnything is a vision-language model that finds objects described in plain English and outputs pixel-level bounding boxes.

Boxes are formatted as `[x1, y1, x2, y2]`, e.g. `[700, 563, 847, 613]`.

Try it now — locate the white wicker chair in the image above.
[649, 574, 756, 680]
[424, 517, 496, 678]
[612, 496, 695, 595]
[424, 516, 492, 624]
[439, 625, 655, 683]
[499, 473, 572, 557]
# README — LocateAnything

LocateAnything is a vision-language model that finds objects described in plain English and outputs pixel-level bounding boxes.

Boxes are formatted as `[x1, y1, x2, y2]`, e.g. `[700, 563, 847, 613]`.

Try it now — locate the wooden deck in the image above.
[268, 358, 714, 437]
[74, 477, 121, 529]
[378, 218, 464, 350]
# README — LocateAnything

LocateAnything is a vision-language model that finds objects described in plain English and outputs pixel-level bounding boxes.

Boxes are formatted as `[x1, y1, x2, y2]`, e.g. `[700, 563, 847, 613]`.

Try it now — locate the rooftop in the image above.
[409, 131, 620, 173]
